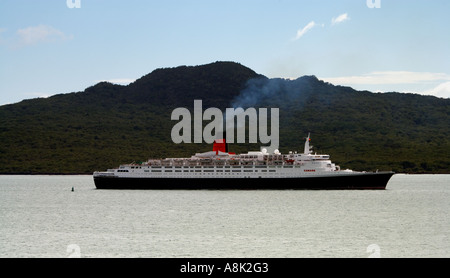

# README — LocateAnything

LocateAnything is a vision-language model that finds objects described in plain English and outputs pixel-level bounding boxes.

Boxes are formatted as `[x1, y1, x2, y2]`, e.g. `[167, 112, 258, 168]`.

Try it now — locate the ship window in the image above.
[151, 170, 161, 172]
[244, 170, 253, 172]
[204, 170, 214, 172]
[144, 170, 149, 172]
[165, 170, 172, 172]
[269, 170, 276, 172]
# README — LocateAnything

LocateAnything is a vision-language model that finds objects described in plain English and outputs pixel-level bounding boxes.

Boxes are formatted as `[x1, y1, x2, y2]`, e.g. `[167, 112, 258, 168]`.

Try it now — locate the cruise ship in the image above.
[93, 134, 394, 189]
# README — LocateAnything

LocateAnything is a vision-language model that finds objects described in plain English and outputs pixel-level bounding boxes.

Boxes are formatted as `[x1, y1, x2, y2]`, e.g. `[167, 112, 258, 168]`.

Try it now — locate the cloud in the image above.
[293, 21, 316, 40]
[96, 78, 136, 85]
[15, 24, 72, 47]
[292, 14, 348, 41]
[331, 13, 350, 25]
[426, 81, 450, 98]
[322, 71, 450, 85]
[321, 71, 450, 98]
[24, 92, 51, 99]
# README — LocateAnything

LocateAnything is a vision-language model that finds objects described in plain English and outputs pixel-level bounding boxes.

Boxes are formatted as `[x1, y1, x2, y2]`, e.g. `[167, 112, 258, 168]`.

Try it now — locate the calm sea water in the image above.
[0, 174, 448, 258]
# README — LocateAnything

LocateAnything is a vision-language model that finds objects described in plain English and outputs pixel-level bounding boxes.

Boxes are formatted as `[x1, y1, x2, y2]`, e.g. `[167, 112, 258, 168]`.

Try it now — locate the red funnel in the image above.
[212, 131, 234, 154]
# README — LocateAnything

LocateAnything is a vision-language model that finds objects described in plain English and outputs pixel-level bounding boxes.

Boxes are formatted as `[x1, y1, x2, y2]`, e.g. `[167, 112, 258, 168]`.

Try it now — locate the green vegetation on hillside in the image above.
[0, 61, 449, 174]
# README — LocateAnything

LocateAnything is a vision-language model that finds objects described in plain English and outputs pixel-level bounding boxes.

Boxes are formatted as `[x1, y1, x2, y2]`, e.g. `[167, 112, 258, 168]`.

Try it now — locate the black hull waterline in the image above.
[94, 172, 394, 190]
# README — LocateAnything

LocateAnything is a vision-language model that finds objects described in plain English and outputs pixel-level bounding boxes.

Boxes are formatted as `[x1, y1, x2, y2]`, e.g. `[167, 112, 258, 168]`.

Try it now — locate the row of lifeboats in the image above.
[144, 157, 303, 167]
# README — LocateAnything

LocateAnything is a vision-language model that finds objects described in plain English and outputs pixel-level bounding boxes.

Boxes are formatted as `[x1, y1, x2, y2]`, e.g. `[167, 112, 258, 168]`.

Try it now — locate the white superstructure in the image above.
[94, 133, 355, 179]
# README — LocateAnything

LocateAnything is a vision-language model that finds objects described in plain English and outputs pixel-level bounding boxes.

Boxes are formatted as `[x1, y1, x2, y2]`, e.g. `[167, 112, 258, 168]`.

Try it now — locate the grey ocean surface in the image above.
[0, 174, 448, 258]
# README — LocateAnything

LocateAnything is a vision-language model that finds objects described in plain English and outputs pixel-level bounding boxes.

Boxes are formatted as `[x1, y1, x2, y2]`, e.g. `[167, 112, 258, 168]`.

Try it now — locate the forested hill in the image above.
[0, 61, 449, 174]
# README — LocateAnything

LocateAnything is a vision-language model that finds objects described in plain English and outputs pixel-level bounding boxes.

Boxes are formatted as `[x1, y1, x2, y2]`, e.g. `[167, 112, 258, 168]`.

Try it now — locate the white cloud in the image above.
[331, 13, 350, 25]
[16, 24, 72, 47]
[322, 71, 450, 85]
[321, 71, 450, 98]
[292, 14, 348, 41]
[426, 81, 450, 98]
[293, 21, 316, 40]
[96, 78, 136, 85]
[24, 92, 51, 99]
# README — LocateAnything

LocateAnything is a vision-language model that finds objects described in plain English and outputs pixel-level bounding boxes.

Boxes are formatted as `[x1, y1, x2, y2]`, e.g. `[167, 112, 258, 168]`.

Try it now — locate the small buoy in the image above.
[71, 187, 74, 192]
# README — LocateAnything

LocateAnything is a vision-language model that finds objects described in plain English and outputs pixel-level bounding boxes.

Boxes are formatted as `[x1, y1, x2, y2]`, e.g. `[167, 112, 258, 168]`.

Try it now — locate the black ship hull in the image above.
[94, 171, 394, 190]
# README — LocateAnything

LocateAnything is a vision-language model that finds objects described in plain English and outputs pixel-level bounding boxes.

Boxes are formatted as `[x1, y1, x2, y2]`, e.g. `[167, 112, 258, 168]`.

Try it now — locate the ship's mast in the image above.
[303, 133, 312, 154]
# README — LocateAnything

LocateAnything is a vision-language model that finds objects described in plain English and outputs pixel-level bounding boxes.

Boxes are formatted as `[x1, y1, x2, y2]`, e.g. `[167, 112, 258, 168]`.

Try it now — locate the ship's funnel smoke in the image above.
[223, 76, 318, 153]
[231, 77, 286, 108]
[231, 76, 316, 109]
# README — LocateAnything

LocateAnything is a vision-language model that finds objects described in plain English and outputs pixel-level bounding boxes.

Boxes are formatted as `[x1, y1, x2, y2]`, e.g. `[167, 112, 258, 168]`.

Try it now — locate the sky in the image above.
[0, 0, 449, 105]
